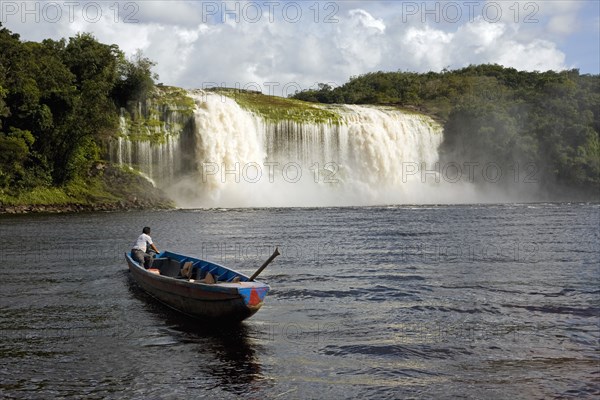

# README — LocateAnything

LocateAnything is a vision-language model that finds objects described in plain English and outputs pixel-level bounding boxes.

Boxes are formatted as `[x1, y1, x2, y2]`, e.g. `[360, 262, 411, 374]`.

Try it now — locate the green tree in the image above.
[292, 64, 599, 193]
[0, 128, 34, 188]
[0, 27, 124, 186]
[112, 49, 158, 109]
[50, 33, 121, 183]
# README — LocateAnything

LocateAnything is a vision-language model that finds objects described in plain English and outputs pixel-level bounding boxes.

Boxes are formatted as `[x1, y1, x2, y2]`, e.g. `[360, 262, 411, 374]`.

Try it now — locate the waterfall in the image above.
[338, 105, 442, 186]
[107, 103, 194, 187]
[110, 90, 468, 207]
[109, 134, 180, 186]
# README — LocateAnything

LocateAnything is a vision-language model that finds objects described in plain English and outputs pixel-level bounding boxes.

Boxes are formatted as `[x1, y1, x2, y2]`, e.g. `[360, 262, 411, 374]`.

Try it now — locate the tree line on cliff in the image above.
[1, 24, 598, 199]
[0, 24, 155, 196]
[293, 65, 599, 193]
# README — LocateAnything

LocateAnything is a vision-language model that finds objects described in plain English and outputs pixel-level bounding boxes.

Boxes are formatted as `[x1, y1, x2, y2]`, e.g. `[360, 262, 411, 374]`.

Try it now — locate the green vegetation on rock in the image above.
[213, 88, 342, 125]
[153, 85, 195, 112]
[119, 85, 195, 143]
[0, 164, 173, 211]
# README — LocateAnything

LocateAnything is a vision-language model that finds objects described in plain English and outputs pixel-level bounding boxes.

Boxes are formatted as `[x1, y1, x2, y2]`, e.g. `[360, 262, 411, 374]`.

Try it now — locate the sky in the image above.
[2, 0, 599, 96]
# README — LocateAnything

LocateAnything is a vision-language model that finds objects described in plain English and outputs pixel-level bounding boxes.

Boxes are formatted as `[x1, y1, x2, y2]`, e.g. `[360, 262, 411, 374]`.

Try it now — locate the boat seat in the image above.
[206, 266, 220, 281]
[156, 258, 180, 278]
[151, 257, 168, 267]
[196, 267, 208, 279]
[170, 261, 235, 283]
[194, 262, 210, 279]
[181, 261, 194, 279]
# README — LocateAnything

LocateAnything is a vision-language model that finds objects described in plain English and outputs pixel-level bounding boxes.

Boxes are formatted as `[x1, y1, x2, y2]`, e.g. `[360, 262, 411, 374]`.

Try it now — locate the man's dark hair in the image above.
[143, 227, 151, 234]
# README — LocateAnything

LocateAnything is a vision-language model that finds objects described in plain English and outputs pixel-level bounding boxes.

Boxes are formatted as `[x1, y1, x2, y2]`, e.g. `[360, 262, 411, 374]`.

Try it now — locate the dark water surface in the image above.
[1, 204, 599, 399]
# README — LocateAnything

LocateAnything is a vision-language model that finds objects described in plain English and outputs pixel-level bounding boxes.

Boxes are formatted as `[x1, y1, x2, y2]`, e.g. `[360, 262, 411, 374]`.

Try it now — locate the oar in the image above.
[249, 247, 281, 281]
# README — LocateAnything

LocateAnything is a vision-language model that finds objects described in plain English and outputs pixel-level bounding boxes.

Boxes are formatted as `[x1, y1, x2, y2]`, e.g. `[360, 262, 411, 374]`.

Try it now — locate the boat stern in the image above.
[238, 283, 270, 312]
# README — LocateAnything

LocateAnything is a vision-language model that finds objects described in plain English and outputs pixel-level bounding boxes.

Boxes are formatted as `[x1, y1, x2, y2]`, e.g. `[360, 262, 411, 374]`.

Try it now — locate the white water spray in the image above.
[111, 90, 478, 207]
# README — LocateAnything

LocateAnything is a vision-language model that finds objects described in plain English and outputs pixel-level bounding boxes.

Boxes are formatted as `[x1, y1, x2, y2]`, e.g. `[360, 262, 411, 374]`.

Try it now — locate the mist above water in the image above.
[111, 91, 539, 208]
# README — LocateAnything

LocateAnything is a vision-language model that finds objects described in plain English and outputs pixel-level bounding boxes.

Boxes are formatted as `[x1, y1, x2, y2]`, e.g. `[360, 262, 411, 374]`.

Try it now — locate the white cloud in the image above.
[127, 9, 566, 87]
[382, 16, 565, 73]
[348, 9, 385, 33]
[453, 18, 565, 71]
[332, 9, 387, 75]
[455, 18, 506, 52]
[399, 26, 453, 71]
[3, 0, 591, 92]
[498, 39, 566, 71]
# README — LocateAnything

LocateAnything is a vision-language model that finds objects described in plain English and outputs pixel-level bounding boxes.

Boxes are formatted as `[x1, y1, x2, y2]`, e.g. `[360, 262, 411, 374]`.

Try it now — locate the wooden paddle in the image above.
[249, 247, 281, 281]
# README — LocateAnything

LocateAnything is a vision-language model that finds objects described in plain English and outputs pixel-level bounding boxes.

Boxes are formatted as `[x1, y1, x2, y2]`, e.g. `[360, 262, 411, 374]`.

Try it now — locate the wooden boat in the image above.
[125, 250, 276, 322]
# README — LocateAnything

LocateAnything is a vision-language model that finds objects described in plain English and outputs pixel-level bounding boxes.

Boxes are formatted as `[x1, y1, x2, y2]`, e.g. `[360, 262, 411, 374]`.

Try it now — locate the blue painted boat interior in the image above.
[157, 251, 252, 283]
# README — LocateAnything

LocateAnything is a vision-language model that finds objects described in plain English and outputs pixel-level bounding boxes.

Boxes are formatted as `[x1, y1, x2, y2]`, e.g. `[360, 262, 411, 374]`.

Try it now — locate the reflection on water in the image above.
[1, 204, 598, 398]
[125, 275, 264, 396]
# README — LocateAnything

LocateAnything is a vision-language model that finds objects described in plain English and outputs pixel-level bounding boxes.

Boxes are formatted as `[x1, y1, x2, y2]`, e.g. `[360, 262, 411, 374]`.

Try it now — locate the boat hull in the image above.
[125, 252, 268, 322]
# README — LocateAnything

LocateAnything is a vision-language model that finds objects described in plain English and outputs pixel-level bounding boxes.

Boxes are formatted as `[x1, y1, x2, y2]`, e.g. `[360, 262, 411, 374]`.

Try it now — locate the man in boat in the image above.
[131, 227, 160, 269]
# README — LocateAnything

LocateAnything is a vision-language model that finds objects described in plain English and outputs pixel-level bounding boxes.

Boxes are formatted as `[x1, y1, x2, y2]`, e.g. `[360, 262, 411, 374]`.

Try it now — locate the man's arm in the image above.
[151, 243, 159, 254]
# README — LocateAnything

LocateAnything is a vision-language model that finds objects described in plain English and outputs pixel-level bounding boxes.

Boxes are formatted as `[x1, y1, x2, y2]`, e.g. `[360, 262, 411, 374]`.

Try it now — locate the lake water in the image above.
[1, 204, 599, 399]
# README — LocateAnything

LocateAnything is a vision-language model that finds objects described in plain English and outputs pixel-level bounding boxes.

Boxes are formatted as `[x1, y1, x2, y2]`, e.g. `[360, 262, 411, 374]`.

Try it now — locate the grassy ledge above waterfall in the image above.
[152, 85, 196, 111]
[211, 88, 343, 125]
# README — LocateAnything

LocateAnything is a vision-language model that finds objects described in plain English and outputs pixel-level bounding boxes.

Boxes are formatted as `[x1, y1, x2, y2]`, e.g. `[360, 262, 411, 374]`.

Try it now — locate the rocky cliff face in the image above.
[109, 87, 446, 207]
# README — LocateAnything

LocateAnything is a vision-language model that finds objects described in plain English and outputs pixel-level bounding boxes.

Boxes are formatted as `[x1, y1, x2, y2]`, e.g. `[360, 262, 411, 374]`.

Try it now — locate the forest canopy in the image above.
[292, 65, 600, 193]
[0, 24, 155, 193]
